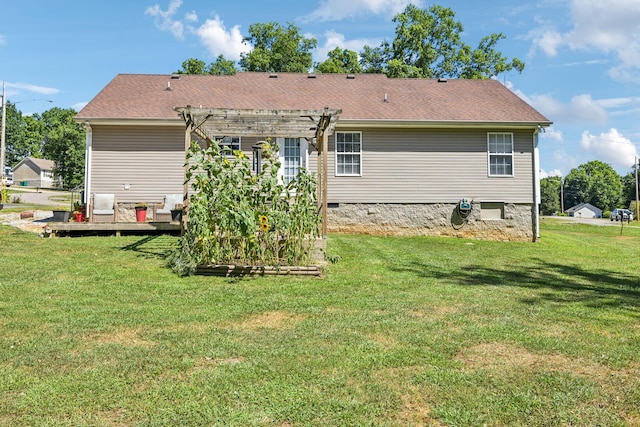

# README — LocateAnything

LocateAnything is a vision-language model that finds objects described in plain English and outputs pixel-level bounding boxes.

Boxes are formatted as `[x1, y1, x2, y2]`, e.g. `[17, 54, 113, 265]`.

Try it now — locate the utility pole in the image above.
[635, 156, 639, 222]
[1, 81, 6, 183]
[560, 175, 564, 214]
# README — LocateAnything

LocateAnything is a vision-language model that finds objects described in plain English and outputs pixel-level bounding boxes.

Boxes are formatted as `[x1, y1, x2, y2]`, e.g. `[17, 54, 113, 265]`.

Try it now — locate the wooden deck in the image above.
[48, 221, 182, 237]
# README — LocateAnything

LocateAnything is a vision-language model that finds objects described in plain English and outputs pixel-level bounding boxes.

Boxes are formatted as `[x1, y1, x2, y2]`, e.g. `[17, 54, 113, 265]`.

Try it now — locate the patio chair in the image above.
[91, 193, 117, 223]
[155, 193, 183, 222]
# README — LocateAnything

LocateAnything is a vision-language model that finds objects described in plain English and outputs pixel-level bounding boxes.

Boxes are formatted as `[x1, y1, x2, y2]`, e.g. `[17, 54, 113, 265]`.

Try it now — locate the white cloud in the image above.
[9, 82, 59, 96]
[195, 16, 250, 61]
[533, 0, 640, 82]
[301, 0, 421, 22]
[145, 0, 187, 39]
[314, 30, 380, 61]
[540, 126, 564, 142]
[72, 101, 89, 112]
[580, 128, 639, 170]
[540, 168, 563, 178]
[526, 93, 608, 124]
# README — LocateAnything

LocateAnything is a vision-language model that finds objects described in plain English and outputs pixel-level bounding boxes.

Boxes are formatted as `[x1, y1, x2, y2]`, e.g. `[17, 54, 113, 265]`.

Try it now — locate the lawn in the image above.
[1, 220, 639, 426]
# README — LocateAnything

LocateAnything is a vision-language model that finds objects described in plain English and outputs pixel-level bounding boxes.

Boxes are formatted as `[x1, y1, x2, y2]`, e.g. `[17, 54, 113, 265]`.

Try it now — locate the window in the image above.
[216, 136, 241, 155]
[336, 132, 362, 176]
[488, 133, 514, 177]
[282, 137, 301, 184]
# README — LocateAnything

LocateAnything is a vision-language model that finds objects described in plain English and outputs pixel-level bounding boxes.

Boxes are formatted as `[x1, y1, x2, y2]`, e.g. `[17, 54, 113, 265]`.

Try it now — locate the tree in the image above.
[208, 55, 237, 75]
[2, 102, 46, 167]
[239, 22, 317, 73]
[315, 47, 362, 74]
[540, 176, 561, 215]
[176, 56, 237, 75]
[176, 58, 207, 75]
[40, 108, 85, 190]
[367, 4, 524, 79]
[563, 160, 622, 212]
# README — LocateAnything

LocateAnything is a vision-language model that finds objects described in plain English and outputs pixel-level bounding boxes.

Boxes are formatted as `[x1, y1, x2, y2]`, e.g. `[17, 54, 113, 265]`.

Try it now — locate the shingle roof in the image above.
[16, 157, 55, 171]
[76, 73, 551, 125]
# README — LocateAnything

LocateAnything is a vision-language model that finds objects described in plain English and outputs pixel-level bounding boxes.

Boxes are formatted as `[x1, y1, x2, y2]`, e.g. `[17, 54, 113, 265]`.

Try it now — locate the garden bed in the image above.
[195, 264, 323, 276]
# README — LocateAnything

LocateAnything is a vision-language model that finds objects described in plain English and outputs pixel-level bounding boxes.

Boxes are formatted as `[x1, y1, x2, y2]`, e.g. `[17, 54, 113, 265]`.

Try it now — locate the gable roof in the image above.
[14, 157, 55, 172]
[566, 203, 602, 214]
[76, 73, 551, 127]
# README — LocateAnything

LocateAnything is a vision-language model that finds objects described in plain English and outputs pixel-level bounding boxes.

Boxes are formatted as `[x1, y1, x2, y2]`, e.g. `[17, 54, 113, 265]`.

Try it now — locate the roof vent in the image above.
[437, 78, 448, 83]
[170, 74, 181, 79]
[307, 73, 317, 79]
[346, 74, 356, 79]
[166, 82, 172, 91]
[269, 73, 278, 78]
[383, 93, 388, 103]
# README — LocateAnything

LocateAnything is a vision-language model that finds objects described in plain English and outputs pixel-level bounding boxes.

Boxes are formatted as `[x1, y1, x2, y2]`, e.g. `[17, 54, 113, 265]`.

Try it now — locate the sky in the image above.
[1, 0, 640, 177]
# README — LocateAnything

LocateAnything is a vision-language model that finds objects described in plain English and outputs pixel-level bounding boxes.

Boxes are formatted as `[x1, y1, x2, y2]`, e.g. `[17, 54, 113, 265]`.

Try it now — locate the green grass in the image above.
[1, 221, 639, 426]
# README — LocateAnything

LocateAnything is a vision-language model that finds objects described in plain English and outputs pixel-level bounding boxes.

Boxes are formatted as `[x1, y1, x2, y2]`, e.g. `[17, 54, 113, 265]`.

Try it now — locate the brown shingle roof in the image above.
[76, 73, 551, 125]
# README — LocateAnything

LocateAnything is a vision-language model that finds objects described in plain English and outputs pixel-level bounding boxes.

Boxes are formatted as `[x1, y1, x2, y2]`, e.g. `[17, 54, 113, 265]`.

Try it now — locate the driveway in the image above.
[5, 187, 70, 208]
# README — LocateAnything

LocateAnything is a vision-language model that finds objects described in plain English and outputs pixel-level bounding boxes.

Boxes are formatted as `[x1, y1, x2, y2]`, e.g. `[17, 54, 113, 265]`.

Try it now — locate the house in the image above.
[75, 73, 552, 241]
[12, 157, 57, 188]
[565, 203, 602, 219]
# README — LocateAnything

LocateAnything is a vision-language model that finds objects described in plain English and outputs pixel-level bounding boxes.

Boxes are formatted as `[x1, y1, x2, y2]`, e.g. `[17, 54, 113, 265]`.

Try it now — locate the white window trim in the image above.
[277, 137, 308, 184]
[335, 131, 363, 177]
[487, 132, 514, 177]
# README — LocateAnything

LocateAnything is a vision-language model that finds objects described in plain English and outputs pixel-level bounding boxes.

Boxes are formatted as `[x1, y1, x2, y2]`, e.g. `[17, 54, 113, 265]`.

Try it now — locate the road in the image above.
[541, 215, 637, 227]
[4, 187, 71, 208]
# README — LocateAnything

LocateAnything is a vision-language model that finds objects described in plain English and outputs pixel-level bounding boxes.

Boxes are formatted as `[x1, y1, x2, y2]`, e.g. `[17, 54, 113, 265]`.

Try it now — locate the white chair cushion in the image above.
[94, 194, 115, 211]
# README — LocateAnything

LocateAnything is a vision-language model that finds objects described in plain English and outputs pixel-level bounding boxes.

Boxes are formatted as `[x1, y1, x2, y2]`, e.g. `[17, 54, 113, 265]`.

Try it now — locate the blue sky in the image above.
[2, 0, 639, 176]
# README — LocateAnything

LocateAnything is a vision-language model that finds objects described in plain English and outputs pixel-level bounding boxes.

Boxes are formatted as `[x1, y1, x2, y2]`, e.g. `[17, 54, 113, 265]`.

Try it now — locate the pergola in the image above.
[174, 106, 342, 237]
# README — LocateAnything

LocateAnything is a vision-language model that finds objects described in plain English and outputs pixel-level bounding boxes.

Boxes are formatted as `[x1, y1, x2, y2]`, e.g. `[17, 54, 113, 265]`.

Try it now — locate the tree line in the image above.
[176, 4, 524, 79]
[540, 160, 638, 215]
[3, 102, 85, 190]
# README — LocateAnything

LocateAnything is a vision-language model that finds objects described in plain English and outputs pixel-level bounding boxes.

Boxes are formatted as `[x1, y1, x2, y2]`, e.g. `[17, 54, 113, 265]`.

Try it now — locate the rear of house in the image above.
[76, 73, 551, 241]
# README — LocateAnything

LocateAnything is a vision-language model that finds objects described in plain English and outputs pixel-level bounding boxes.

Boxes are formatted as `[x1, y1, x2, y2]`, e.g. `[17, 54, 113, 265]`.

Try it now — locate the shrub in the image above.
[169, 140, 320, 275]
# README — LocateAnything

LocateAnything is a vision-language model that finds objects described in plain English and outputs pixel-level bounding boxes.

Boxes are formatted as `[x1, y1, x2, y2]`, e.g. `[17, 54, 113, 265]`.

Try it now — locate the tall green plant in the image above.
[169, 140, 320, 275]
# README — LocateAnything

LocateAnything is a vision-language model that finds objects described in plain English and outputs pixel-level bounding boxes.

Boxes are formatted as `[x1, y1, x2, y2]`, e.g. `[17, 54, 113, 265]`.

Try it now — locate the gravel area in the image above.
[0, 209, 55, 235]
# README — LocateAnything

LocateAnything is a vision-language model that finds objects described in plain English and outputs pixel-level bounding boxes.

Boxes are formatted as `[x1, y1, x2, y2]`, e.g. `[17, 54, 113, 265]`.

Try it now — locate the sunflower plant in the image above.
[169, 139, 321, 275]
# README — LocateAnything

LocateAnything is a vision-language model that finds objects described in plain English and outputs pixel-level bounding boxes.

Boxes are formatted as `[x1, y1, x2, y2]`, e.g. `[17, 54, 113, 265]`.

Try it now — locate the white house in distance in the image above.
[75, 73, 552, 241]
[565, 203, 602, 219]
[13, 157, 57, 188]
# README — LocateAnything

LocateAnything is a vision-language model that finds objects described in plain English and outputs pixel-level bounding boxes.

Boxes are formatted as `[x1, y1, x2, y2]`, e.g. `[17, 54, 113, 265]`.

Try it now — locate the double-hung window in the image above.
[488, 133, 514, 177]
[335, 131, 362, 176]
[217, 136, 241, 155]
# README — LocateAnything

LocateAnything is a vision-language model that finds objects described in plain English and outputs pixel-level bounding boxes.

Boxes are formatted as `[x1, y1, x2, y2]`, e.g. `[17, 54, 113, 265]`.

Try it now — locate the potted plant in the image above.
[170, 203, 183, 222]
[73, 201, 86, 222]
[135, 203, 148, 222]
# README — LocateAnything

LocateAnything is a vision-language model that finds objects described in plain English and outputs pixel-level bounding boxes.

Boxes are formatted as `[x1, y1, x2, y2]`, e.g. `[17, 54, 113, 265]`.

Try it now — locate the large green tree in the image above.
[40, 108, 85, 190]
[3, 102, 45, 166]
[315, 47, 362, 74]
[176, 56, 237, 75]
[361, 4, 524, 79]
[563, 160, 623, 212]
[239, 22, 317, 73]
[540, 176, 561, 215]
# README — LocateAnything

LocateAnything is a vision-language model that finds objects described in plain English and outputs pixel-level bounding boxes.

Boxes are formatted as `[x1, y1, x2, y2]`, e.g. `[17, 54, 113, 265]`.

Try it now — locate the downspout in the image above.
[84, 121, 92, 205]
[533, 128, 541, 241]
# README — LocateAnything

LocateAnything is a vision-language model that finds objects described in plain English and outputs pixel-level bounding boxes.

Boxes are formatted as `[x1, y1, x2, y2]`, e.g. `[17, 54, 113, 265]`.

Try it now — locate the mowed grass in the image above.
[1, 220, 639, 426]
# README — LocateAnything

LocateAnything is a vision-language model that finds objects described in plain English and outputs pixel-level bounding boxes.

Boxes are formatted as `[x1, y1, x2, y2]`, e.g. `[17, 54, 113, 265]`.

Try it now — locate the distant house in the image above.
[13, 157, 57, 188]
[75, 73, 552, 241]
[566, 203, 602, 219]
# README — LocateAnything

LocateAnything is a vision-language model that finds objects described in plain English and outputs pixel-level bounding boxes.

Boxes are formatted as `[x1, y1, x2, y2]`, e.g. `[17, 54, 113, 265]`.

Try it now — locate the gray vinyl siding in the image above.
[309, 127, 535, 204]
[90, 125, 185, 203]
[90, 126, 535, 205]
